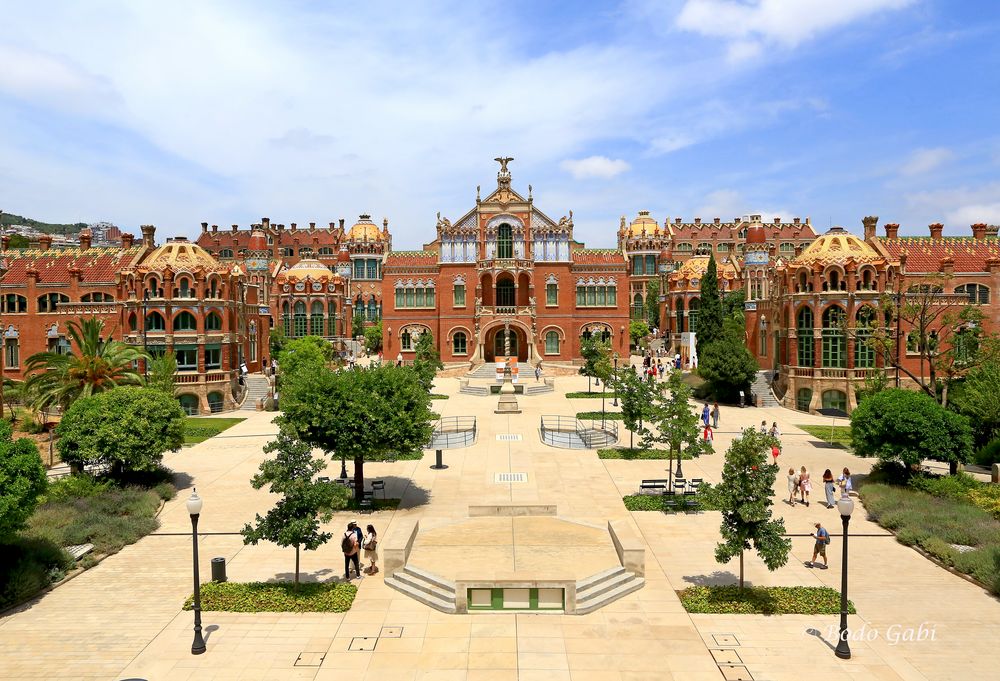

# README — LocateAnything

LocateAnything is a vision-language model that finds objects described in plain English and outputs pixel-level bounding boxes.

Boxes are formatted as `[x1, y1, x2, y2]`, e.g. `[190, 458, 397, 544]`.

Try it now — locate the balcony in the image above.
[53, 302, 119, 315]
[478, 258, 533, 271]
[787, 366, 878, 380]
[476, 304, 535, 317]
[174, 371, 232, 385]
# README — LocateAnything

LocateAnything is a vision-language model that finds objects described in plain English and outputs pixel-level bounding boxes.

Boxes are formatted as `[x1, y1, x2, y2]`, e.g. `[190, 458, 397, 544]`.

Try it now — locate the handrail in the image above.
[540, 415, 618, 449]
[428, 415, 477, 449]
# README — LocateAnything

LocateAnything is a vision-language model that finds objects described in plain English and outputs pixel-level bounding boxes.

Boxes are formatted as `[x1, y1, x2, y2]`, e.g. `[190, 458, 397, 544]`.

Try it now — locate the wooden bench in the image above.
[639, 479, 671, 494]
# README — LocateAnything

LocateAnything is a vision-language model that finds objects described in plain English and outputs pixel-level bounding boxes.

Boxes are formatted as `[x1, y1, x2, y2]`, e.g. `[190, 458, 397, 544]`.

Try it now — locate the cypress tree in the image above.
[697, 256, 724, 353]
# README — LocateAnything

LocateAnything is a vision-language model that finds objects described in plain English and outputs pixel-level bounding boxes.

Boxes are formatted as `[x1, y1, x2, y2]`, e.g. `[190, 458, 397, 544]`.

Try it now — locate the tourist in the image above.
[769, 421, 781, 439]
[823, 469, 836, 508]
[711, 402, 720, 429]
[759, 420, 768, 435]
[396, 352, 403, 367]
[271, 357, 278, 375]
[809, 522, 831, 568]
[262, 356, 269, 375]
[703, 424, 713, 442]
[799, 465, 811, 506]
[363, 524, 379, 574]
[674, 352, 681, 369]
[771, 444, 780, 464]
[838, 467, 853, 495]
[342, 524, 361, 580]
[787, 467, 799, 505]
[534, 364, 541, 382]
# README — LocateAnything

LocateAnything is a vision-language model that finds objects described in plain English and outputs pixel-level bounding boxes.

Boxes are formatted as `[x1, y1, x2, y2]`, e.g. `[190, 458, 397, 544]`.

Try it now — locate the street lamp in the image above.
[187, 489, 206, 655]
[835, 493, 855, 659]
[612, 352, 620, 407]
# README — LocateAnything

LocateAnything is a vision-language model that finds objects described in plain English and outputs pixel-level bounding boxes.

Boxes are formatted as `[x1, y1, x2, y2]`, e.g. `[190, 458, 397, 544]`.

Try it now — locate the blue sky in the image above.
[1, 0, 998, 248]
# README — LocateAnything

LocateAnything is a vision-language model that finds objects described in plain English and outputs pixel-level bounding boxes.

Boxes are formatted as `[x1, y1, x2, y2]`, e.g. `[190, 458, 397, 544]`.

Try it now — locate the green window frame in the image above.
[205, 345, 222, 370]
[497, 224, 513, 259]
[796, 307, 813, 367]
[454, 283, 466, 307]
[822, 307, 846, 368]
[546, 283, 557, 306]
[545, 331, 560, 354]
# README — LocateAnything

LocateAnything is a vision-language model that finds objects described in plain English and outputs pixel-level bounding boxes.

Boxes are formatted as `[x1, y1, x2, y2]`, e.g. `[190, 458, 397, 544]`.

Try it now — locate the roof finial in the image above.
[494, 156, 513, 189]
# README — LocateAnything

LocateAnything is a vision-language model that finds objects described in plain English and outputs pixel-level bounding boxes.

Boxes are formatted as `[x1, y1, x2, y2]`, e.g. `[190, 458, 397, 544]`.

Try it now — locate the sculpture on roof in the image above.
[494, 156, 513, 174]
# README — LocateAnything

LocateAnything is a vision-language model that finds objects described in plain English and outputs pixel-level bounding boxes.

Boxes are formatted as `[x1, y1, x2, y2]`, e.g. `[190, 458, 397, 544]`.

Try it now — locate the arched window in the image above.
[37, 293, 70, 313]
[1, 294, 27, 313]
[717, 243, 730, 253]
[796, 307, 814, 367]
[401, 330, 412, 351]
[956, 283, 990, 305]
[81, 292, 114, 302]
[367, 298, 378, 320]
[174, 277, 195, 299]
[293, 300, 307, 337]
[545, 281, 558, 306]
[796, 387, 813, 412]
[825, 269, 844, 292]
[145, 311, 166, 332]
[821, 306, 846, 368]
[310, 301, 325, 335]
[298, 248, 312, 257]
[688, 298, 701, 334]
[145, 277, 161, 298]
[497, 223, 513, 259]
[779, 243, 796, 254]
[206, 278, 220, 299]
[219, 249, 234, 258]
[822, 390, 847, 411]
[696, 242, 712, 255]
[173, 311, 197, 332]
[545, 330, 560, 354]
[207, 391, 224, 413]
[675, 298, 685, 333]
[178, 394, 200, 416]
[858, 268, 875, 291]
[281, 247, 294, 257]
[855, 306, 876, 368]
[318, 247, 335, 256]
[632, 293, 644, 320]
[796, 270, 809, 293]
[675, 243, 693, 253]
[128, 313, 137, 331]
[205, 312, 222, 331]
[453, 331, 467, 355]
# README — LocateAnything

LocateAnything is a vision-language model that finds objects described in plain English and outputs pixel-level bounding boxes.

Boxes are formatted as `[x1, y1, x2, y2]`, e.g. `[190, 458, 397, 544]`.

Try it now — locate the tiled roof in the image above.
[196, 227, 344, 252]
[385, 251, 439, 267]
[669, 221, 816, 241]
[1, 246, 146, 285]
[876, 237, 1000, 272]
[572, 249, 626, 265]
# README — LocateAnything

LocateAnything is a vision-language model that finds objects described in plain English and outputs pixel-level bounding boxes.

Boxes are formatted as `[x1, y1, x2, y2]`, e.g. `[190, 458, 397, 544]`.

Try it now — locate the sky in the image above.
[1, 0, 999, 249]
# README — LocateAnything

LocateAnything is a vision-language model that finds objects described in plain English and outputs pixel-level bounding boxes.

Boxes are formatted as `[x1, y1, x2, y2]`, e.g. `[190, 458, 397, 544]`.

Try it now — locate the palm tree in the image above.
[25, 317, 148, 412]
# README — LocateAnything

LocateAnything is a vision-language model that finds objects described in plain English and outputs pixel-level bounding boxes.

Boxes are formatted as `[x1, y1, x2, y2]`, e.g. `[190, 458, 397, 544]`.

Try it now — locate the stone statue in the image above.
[494, 156, 513, 174]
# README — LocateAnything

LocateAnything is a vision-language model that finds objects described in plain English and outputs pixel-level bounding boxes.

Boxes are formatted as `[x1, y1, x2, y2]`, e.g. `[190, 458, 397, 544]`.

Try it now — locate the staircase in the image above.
[459, 384, 489, 396]
[465, 363, 499, 379]
[384, 566, 457, 614]
[240, 374, 271, 411]
[524, 383, 553, 395]
[575, 566, 645, 615]
[580, 427, 617, 449]
[750, 371, 781, 408]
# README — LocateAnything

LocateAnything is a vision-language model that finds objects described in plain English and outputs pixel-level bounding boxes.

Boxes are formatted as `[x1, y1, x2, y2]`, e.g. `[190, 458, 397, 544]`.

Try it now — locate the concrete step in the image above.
[400, 566, 457, 593]
[751, 371, 781, 407]
[392, 571, 456, 600]
[575, 575, 645, 615]
[576, 570, 634, 601]
[459, 386, 489, 396]
[384, 576, 457, 614]
[575, 566, 625, 592]
[524, 384, 553, 395]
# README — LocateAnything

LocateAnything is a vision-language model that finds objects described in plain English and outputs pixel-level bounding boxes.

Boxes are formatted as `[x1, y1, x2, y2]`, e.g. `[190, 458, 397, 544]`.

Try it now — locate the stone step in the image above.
[576, 570, 634, 601]
[575, 576, 645, 615]
[524, 384, 553, 395]
[575, 566, 625, 592]
[392, 571, 456, 600]
[459, 386, 489, 396]
[400, 565, 457, 593]
[384, 576, 457, 614]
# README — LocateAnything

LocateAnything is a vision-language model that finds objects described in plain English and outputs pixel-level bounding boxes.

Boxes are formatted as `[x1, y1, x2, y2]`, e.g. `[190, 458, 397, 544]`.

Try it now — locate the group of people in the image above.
[342, 520, 378, 580]
[786, 466, 852, 508]
[700, 402, 721, 441]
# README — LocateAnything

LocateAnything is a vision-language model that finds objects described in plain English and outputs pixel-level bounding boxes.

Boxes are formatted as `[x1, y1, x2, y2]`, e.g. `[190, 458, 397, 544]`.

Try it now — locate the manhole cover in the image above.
[719, 664, 753, 680]
[711, 649, 743, 664]
[380, 626, 403, 638]
[294, 652, 326, 667]
[494, 472, 528, 483]
[712, 633, 740, 646]
[496, 434, 522, 441]
[349, 637, 377, 651]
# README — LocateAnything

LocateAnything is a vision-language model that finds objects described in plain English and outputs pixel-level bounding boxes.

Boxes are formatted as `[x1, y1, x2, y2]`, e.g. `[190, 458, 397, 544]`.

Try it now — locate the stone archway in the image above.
[482, 320, 532, 362]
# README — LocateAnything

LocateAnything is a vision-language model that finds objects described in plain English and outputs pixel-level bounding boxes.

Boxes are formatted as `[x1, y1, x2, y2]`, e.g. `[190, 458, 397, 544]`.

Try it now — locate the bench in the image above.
[639, 479, 671, 494]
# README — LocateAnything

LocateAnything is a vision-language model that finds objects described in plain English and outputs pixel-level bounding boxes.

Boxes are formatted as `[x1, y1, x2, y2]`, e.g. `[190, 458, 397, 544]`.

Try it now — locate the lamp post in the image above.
[835, 493, 854, 659]
[187, 489, 206, 655]
[612, 352, 620, 407]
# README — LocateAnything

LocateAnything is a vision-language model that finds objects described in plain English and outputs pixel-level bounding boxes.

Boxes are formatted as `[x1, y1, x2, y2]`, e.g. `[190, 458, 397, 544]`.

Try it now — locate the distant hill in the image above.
[0, 211, 88, 235]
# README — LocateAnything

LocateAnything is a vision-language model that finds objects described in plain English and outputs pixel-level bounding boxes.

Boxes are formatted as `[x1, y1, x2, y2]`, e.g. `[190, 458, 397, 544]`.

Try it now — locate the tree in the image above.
[579, 336, 611, 393]
[280, 364, 436, 502]
[951, 340, 1000, 446]
[146, 351, 177, 395]
[629, 320, 650, 349]
[7, 234, 29, 249]
[0, 420, 46, 540]
[25, 317, 147, 412]
[696, 256, 724, 353]
[364, 321, 383, 354]
[697, 318, 759, 402]
[644, 279, 660, 329]
[55, 386, 185, 476]
[722, 288, 747, 324]
[241, 428, 349, 586]
[615, 367, 656, 450]
[278, 337, 331, 378]
[714, 428, 790, 590]
[411, 332, 443, 392]
[644, 369, 712, 485]
[352, 308, 365, 338]
[851, 388, 973, 474]
[269, 327, 288, 358]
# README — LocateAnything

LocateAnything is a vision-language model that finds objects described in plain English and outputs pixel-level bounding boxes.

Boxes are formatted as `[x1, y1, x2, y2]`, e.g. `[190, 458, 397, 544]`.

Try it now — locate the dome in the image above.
[279, 258, 336, 282]
[347, 214, 385, 241]
[792, 227, 882, 267]
[627, 210, 659, 237]
[746, 224, 767, 245]
[143, 238, 222, 271]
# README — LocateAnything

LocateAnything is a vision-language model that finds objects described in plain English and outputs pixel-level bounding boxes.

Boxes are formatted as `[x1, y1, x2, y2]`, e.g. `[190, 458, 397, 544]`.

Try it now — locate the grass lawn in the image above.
[679, 585, 855, 615]
[796, 424, 853, 449]
[183, 417, 246, 444]
[576, 411, 625, 421]
[598, 447, 693, 460]
[566, 391, 620, 399]
[184, 581, 357, 613]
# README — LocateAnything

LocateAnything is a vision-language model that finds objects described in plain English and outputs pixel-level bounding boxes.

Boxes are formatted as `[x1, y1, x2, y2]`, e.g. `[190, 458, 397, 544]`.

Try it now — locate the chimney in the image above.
[211, 224, 218, 233]
[793, 218, 801, 225]
[885, 223, 899, 239]
[262, 217, 270, 228]
[121, 233, 135, 248]
[929, 222, 944, 239]
[291, 222, 298, 231]
[38, 235, 52, 251]
[714, 217, 721, 225]
[694, 217, 701, 225]
[675, 218, 682, 225]
[141, 224, 156, 248]
[339, 219, 345, 230]
[201, 222, 208, 233]
[794, 243, 803, 257]
[940, 256, 954, 276]
[231, 224, 238, 232]
[986, 225, 999, 238]
[863, 215, 878, 241]
[1, 235, 8, 251]
[309, 222, 316, 230]
[972, 223, 988, 239]
[79, 230, 92, 250]
[277, 223, 284, 231]
[774, 217, 781, 225]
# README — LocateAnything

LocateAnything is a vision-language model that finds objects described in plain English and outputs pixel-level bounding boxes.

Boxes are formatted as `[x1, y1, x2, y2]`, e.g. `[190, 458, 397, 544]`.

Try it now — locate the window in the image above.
[178, 394, 199, 416]
[207, 391, 224, 413]
[855, 306, 876, 368]
[717, 243, 730, 253]
[145, 312, 166, 332]
[293, 300, 307, 337]
[821, 306, 846, 368]
[205, 346, 222, 369]
[796, 387, 812, 412]
[366, 259, 379, 279]
[859, 268, 875, 291]
[546, 282, 558, 306]
[367, 298, 378, 321]
[575, 284, 616, 307]
[496, 279, 515, 307]
[281, 247, 294, 257]
[401, 331, 412, 350]
[81, 292, 114, 302]
[822, 390, 847, 412]
[796, 307, 813, 366]
[176, 347, 198, 370]
[454, 283, 466, 307]
[354, 259, 365, 279]
[632, 255, 643, 276]
[1, 295, 26, 313]
[175, 278, 195, 299]
[675, 243, 693, 253]
[145, 277, 162, 298]
[310, 301, 325, 335]
[298, 248, 312, 257]
[37, 293, 69, 312]
[545, 331, 560, 354]
[631, 292, 644, 320]
[688, 298, 701, 334]
[779, 243, 796, 254]
[396, 286, 435, 308]
[956, 283, 990, 305]
[318, 247, 335, 256]
[128, 313, 137, 331]
[173, 311, 197, 332]
[696, 242, 712, 255]
[4, 338, 18, 368]
[48, 336, 71, 355]
[206, 312, 222, 331]
[497, 223, 513, 259]
[219, 249, 234, 258]
[453, 332, 467, 355]
[206, 279, 220, 298]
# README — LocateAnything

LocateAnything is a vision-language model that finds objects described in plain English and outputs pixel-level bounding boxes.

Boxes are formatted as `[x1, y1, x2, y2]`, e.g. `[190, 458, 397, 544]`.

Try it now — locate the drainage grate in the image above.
[496, 434, 522, 441]
[712, 633, 740, 647]
[348, 637, 377, 651]
[494, 472, 528, 483]
[380, 626, 403, 638]
[719, 665, 753, 680]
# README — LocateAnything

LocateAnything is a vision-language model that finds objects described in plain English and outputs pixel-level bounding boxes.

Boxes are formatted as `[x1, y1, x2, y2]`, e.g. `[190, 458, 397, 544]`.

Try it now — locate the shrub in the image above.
[183, 581, 358, 613]
[974, 439, 1000, 466]
[908, 472, 980, 501]
[678, 585, 855, 615]
[598, 447, 693, 460]
[0, 536, 71, 609]
[623, 483, 721, 511]
[40, 474, 110, 504]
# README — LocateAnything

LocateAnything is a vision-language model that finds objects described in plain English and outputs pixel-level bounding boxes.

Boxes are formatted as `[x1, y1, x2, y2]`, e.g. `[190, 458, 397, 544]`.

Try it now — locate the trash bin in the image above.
[211, 557, 227, 583]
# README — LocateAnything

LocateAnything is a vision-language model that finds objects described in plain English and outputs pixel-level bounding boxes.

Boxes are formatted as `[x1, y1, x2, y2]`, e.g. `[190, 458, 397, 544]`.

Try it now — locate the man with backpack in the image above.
[342, 521, 361, 580]
[808, 521, 831, 569]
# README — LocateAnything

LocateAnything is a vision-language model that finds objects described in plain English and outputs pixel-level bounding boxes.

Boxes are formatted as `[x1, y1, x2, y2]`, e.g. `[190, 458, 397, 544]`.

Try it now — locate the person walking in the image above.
[769, 421, 781, 439]
[342, 524, 360, 580]
[703, 424, 713, 442]
[534, 364, 541, 382]
[787, 467, 799, 505]
[711, 402, 719, 429]
[799, 466, 811, 506]
[363, 524, 379, 574]
[809, 522, 831, 568]
[838, 467, 853, 495]
[759, 420, 768, 435]
[822, 469, 836, 508]
[771, 444, 781, 464]
[702, 403, 711, 427]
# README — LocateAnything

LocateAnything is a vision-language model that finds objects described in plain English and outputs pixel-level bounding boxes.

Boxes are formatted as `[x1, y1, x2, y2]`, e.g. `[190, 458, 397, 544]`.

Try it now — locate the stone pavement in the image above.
[1, 366, 1000, 680]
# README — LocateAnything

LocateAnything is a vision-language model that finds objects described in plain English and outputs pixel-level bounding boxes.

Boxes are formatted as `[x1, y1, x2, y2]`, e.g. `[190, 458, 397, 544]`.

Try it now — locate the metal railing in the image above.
[428, 415, 477, 449]
[540, 415, 618, 449]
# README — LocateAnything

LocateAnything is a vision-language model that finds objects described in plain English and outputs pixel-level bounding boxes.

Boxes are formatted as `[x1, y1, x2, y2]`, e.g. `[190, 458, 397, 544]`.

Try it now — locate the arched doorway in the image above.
[485, 324, 529, 362]
[496, 274, 515, 308]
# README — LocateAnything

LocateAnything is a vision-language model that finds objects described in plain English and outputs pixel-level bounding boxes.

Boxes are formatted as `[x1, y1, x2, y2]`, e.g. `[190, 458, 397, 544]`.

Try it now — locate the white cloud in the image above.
[676, 0, 914, 60]
[905, 182, 1000, 228]
[560, 156, 631, 179]
[695, 189, 793, 223]
[900, 147, 954, 176]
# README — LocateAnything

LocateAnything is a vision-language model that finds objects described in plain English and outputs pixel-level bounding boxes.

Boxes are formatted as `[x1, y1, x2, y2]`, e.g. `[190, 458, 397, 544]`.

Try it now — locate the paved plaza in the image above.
[2, 367, 999, 680]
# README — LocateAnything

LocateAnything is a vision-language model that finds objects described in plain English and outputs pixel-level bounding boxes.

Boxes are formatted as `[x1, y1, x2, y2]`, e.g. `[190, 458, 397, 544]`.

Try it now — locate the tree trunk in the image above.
[354, 455, 365, 502]
[630, 429, 634, 451]
[950, 460, 959, 476]
[941, 381, 949, 409]
[588, 376, 592, 393]
[739, 550, 744, 591]
[294, 544, 300, 589]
